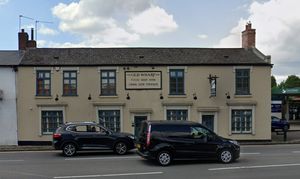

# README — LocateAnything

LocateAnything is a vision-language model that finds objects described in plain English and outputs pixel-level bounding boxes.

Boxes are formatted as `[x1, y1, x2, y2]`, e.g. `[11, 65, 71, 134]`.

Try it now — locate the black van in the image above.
[136, 120, 240, 166]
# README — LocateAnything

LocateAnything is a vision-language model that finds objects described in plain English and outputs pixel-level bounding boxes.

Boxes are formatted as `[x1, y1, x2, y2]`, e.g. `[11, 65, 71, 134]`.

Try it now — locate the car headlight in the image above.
[229, 140, 239, 146]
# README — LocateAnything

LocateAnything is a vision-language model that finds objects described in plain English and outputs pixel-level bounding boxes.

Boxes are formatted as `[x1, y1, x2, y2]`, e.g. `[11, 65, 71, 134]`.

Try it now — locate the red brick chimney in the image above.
[18, 28, 36, 50]
[242, 22, 256, 48]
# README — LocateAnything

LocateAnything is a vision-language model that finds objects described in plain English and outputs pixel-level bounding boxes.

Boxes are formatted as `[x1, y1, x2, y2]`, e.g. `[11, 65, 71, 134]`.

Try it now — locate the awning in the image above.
[272, 87, 300, 95]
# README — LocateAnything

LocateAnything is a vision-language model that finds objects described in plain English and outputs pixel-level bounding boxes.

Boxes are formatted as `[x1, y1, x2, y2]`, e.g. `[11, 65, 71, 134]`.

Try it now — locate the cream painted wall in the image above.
[17, 65, 271, 142]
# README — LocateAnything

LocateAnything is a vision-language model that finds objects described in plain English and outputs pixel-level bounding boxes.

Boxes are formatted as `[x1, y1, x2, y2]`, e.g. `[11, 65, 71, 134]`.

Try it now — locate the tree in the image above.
[278, 80, 286, 89]
[278, 75, 300, 89]
[271, 75, 277, 88]
[284, 75, 300, 88]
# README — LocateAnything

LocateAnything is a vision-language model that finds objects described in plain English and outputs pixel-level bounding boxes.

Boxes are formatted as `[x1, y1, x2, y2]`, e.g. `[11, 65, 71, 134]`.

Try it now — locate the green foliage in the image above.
[278, 75, 300, 89]
[271, 75, 277, 88]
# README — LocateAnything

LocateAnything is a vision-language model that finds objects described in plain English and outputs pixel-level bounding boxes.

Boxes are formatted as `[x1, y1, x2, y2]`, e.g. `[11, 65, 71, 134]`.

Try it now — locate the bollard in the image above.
[283, 131, 287, 141]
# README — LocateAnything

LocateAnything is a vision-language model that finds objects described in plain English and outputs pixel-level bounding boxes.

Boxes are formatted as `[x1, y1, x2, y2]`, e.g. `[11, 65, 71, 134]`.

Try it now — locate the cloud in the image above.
[52, 0, 177, 47]
[0, 0, 9, 5]
[37, 40, 47, 47]
[214, 0, 300, 80]
[127, 6, 178, 35]
[39, 24, 58, 36]
[197, 34, 208, 39]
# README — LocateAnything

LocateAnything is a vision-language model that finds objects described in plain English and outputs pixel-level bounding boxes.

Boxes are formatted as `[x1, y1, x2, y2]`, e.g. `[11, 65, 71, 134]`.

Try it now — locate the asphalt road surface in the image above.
[1, 144, 300, 179]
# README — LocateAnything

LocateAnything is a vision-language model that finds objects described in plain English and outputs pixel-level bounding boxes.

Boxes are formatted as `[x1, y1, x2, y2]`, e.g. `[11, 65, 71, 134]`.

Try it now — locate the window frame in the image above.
[41, 110, 64, 135]
[166, 109, 188, 121]
[230, 109, 253, 134]
[98, 109, 121, 132]
[36, 70, 51, 96]
[169, 69, 185, 95]
[100, 70, 117, 96]
[62, 71, 78, 96]
[235, 68, 251, 95]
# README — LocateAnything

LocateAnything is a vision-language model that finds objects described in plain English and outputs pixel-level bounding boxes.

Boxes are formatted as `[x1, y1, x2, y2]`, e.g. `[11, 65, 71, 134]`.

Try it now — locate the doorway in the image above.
[134, 116, 147, 136]
[202, 114, 215, 131]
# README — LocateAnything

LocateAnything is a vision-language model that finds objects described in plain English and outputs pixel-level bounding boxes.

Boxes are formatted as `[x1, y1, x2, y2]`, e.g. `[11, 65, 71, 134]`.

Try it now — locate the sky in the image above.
[0, 0, 299, 83]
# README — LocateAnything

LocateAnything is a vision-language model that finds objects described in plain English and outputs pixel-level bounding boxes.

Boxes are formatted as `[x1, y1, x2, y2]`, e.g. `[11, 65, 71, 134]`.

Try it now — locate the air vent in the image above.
[224, 55, 229, 58]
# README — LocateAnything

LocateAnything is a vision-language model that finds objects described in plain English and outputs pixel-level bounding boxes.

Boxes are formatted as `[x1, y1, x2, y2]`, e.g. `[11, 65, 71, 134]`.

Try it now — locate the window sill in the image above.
[35, 96, 52, 99]
[99, 95, 119, 98]
[230, 132, 253, 135]
[168, 94, 187, 98]
[62, 95, 78, 97]
[234, 94, 252, 98]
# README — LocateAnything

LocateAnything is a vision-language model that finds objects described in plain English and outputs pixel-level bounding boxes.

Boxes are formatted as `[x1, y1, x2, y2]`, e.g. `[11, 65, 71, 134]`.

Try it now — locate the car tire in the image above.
[218, 149, 233, 163]
[157, 150, 172, 166]
[114, 141, 128, 155]
[62, 143, 77, 157]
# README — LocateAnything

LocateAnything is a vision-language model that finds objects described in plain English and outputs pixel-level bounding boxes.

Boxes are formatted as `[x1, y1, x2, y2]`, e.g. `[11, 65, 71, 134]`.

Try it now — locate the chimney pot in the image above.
[18, 29, 37, 50]
[18, 29, 28, 50]
[31, 28, 34, 40]
[242, 22, 256, 48]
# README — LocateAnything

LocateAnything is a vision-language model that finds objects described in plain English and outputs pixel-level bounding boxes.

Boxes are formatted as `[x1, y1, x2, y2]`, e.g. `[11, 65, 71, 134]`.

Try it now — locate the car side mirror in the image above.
[207, 135, 214, 141]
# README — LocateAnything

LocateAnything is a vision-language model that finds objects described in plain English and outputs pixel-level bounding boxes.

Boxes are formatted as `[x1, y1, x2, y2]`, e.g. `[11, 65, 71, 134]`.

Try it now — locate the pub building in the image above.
[16, 23, 272, 145]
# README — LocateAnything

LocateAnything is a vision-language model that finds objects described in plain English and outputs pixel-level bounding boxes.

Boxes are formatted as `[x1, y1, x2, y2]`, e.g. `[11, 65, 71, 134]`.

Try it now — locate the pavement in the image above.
[1, 123, 300, 152]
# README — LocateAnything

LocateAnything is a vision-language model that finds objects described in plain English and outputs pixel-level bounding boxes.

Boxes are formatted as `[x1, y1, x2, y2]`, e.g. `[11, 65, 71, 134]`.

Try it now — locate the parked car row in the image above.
[53, 120, 240, 166]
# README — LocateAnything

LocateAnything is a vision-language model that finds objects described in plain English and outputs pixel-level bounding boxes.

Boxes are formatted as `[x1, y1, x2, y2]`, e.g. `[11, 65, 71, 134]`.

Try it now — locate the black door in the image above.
[202, 115, 214, 131]
[76, 125, 113, 149]
[189, 126, 218, 158]
[91, 125, 115, 149]
[134, 116, 147, 136]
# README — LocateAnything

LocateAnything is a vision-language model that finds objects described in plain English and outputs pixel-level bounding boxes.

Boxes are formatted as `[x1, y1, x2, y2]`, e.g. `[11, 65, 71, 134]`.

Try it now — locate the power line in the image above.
[19, 15, 34, 31]
[35, 20, 53, 41]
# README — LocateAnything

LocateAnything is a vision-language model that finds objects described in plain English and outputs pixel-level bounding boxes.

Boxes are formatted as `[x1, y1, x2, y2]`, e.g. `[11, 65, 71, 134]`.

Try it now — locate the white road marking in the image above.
[243, 144, 300, 148]
[53, 171, 163, 178]
[65, 156, 139, 161]
[0, 160, 24, 162]
[292, 151, 300, 153]
[209, 163, 300, 171]
[240, 152, 261, 155]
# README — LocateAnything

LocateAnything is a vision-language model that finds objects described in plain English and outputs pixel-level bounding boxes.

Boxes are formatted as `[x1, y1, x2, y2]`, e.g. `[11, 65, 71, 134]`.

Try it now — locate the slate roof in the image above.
[0, 51, 24, 66]
[20, 48, 271, 66]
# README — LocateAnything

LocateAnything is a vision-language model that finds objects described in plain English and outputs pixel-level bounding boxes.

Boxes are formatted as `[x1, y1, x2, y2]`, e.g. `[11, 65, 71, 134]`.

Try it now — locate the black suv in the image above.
[136, 120, 240, 166]
[53, 122, 135, 156]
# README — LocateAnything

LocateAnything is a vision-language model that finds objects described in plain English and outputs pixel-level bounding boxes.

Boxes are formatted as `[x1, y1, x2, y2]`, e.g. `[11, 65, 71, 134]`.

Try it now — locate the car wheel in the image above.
[114, 142, 128, 155]
[63, 143, 77, 157]
[218, 149, 233, 163]
[157, 150, 172, 166]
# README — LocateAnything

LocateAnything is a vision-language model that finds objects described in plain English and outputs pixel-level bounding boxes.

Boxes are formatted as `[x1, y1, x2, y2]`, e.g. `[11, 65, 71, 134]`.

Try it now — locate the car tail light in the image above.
[53, 133, 61, 139]
[146, 125, 151, 147]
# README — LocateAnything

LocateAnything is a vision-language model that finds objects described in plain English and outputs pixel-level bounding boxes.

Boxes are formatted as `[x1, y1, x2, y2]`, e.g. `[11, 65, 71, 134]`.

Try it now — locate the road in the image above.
[1, 144, 300, 179]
